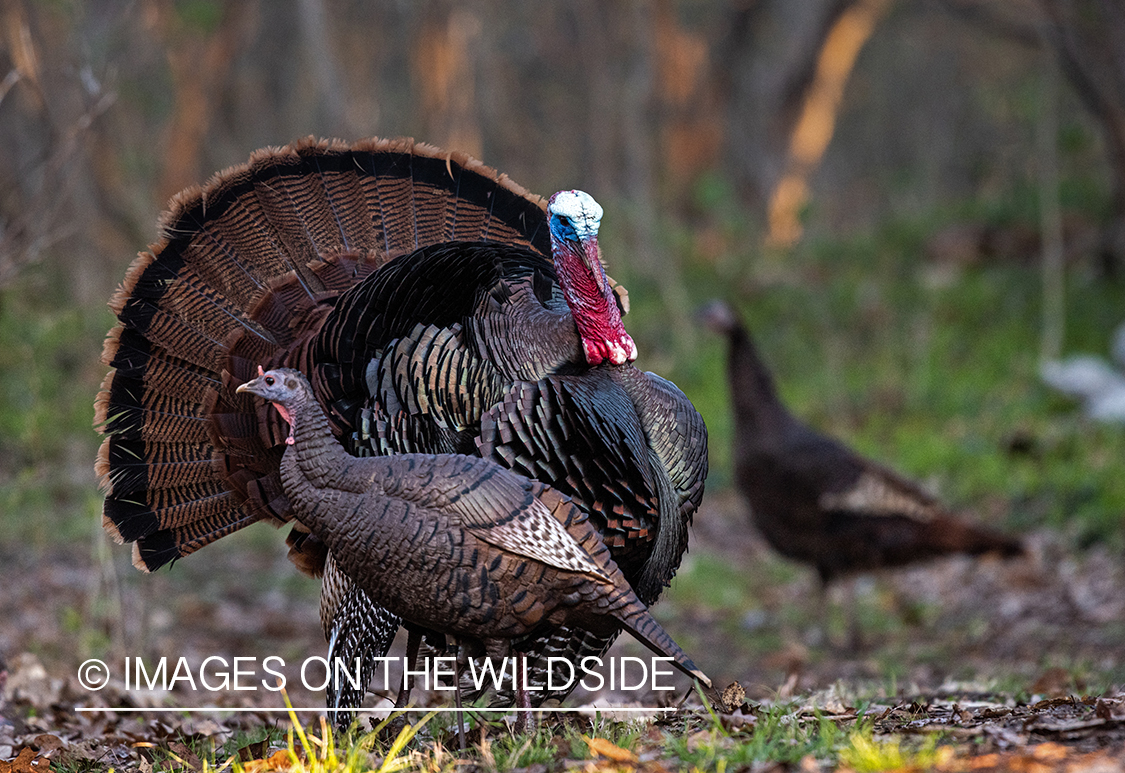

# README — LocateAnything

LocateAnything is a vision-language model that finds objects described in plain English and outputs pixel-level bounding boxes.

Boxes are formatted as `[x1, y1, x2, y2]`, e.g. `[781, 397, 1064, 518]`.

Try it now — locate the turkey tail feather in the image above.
[97, 137, 551, 572]
[620, 607, 710, 688]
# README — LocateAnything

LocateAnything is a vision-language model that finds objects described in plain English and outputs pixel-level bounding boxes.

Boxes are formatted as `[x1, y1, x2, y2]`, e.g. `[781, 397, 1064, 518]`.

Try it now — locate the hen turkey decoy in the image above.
[1039, 321, 1125, 423]
[236, 368, 710, 729]
[699, 300, 1022, 587]
[95, 137, 707, 726]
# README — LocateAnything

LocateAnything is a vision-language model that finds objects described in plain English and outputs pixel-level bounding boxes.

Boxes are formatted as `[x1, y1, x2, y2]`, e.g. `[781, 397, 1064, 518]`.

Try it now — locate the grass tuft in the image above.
[838, 730, 954, 772]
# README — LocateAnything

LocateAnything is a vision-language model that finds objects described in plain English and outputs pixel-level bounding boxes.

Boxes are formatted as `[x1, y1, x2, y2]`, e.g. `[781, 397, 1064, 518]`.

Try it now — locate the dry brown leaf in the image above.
[968, 753, 1002, 770]
[0, 748, 51, 773]
[27, 737, 61, 756]
[239, 749, 295, 773]
[957, 742, 1125, 773]
[1094, 699, 1125, 721]
[268, 749, 296, 770]
[679, 729, 708, 753]
[1031, 743, 1069, 762]
[582, 736, 638, 764]
[1065, 750, 1125, 773]
[237, 739, 269, 762]
[718, 709, 757, 732]
[167, 741, 202, 772]
[1031, 668, 1073, 698]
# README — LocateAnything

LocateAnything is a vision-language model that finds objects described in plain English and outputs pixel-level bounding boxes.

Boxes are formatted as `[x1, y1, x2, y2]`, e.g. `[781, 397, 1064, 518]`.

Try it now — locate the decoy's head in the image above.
[547, 190, 637, 366]
[236, 366, 311, 428]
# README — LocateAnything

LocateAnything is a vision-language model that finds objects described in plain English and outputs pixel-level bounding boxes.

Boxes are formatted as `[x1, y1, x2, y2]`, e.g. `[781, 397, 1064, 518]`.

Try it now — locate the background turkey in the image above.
[95, 137, 708, 727]
[698, 299, 1023, 639]
[236, 367, 710, 734]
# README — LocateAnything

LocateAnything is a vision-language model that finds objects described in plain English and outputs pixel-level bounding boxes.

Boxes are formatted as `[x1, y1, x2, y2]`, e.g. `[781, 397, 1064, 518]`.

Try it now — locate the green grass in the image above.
[114, 704, 887, 773]
[0, 285, 112, 549]
[839, 731, 953, 773]
[662, 704, 856, 769]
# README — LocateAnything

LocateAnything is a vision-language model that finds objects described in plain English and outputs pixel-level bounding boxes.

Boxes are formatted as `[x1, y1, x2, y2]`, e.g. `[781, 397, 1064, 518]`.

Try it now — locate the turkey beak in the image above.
[579, 237, 607, 295]
[235, 365, 266, 394]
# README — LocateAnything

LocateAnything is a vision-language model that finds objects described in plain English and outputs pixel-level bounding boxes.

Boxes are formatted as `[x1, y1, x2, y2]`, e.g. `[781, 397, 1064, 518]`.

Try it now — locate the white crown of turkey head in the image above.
[549, 190, 603, 240]
[548, 190, 637, 366]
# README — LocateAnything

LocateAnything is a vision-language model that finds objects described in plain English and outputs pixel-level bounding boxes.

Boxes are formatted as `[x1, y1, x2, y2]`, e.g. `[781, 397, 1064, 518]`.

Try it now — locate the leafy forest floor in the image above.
[2, 491, 1123, 772]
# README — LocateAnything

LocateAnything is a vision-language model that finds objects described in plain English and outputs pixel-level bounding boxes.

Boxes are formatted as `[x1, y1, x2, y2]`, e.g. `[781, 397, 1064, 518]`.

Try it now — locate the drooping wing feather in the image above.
[476, 372, 659, 579]
[366, 455, 610, 580]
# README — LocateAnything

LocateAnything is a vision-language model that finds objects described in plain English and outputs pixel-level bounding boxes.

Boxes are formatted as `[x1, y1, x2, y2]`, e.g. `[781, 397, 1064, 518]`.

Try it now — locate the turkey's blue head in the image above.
[548, 190, 637, 366]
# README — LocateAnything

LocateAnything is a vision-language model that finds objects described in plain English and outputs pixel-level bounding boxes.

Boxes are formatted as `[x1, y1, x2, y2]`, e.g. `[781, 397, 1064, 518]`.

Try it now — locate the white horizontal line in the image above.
[74, 706, 678, 714]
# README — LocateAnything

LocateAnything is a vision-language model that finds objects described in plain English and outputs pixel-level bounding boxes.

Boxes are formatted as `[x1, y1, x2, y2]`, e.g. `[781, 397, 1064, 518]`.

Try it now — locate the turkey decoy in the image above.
[95, 138, 707, 727]
[1039, 321, 1125, 422]
[699, 300, 1022, 630]
[236, 367, 710, 732]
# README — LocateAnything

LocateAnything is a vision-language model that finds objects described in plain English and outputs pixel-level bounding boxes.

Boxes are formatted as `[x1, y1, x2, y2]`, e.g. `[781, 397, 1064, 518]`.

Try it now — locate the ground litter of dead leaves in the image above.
[1, 492, 1123, 771]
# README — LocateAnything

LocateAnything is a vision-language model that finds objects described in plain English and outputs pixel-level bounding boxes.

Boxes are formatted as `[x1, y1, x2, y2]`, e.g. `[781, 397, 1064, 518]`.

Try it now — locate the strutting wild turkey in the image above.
[95, 137, 708, 726]
[236, 367, 710, 732]
[699, 300, 1022, 594]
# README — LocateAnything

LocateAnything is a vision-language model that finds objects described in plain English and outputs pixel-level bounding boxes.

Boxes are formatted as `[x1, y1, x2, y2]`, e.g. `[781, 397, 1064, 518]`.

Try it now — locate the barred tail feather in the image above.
[97, 136, 553, 574]
[621, 608, 710, 688]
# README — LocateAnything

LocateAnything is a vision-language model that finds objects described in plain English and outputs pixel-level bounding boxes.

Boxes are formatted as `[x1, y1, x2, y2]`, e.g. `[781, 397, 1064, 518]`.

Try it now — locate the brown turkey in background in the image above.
[699, 299, 1023, 640]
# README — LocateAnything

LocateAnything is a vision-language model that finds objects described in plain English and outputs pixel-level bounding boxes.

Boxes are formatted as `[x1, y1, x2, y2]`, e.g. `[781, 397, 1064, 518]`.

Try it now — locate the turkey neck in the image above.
[725, 323, 792, 439]
[280, 391, 357, 495]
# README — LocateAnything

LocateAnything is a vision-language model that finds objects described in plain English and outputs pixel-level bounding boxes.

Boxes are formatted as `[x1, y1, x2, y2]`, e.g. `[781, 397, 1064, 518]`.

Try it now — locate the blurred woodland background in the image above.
[2, 0, 1125, 695]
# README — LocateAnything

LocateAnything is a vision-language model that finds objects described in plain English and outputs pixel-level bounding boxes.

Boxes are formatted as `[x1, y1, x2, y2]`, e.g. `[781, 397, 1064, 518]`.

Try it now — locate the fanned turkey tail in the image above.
[94, 136, 551, 572]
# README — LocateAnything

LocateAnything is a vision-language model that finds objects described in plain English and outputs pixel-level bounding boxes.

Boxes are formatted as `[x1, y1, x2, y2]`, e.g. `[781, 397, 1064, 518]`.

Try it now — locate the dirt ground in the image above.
[1, 491, 1123, 769]
[686, 492, 1125, 692]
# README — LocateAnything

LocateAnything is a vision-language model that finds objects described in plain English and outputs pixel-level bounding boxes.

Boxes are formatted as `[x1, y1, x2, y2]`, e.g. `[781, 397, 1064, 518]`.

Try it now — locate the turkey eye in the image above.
[265, 376, 275, 385]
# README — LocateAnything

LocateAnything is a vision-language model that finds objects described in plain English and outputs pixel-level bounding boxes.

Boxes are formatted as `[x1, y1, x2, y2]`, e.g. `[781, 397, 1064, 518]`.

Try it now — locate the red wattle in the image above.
[555, 240, 637, 366]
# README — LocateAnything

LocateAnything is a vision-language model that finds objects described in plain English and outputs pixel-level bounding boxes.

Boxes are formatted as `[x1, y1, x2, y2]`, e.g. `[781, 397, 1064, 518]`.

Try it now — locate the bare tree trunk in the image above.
[1038, 52, 1065, 361]
[938, 0, 1125, 275]
[653, 0, 722, 192]
[575, 1, 616, 195]
[297, 0, 349, 136]
[766, 0, 892, 246]
[620, 1, 694, 358]
[0, 0, 115, 300]
[1038, 0, 1125, 275]
[715, 0, 865, 215]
